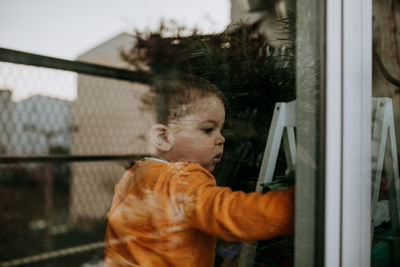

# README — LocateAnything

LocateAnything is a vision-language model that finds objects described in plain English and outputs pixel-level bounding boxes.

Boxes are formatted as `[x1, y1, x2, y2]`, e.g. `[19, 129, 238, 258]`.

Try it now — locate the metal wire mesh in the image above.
[0, 60, 154, 266]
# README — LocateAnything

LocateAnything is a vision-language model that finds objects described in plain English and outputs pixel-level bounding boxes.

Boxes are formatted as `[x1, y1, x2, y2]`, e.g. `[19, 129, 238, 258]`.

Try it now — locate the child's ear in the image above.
[149, 124, 172, 152]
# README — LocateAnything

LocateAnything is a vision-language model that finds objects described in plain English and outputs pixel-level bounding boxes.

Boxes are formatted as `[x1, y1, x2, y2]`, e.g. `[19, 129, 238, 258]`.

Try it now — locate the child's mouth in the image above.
[213, 154, 222, 163]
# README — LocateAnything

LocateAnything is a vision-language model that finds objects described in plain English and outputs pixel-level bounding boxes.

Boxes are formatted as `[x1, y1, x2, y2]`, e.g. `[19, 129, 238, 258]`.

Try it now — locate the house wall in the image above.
[70, 33, 155, 222]
[0, 91, 73, 155]
[13, 95, 73, 154]
[77, 33, 134, 69]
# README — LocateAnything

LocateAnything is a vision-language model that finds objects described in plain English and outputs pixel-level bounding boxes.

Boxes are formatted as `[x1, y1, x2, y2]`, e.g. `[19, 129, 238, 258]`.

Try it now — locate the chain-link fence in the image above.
[0, 49, 153, 266]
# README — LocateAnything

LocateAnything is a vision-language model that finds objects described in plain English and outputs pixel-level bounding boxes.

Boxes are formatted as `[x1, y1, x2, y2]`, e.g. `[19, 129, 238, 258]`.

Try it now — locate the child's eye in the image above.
[203, 128, 214, 134]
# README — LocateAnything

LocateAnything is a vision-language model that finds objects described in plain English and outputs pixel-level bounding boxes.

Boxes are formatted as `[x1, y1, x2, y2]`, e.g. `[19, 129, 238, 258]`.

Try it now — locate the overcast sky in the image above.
[0, 0, 230, 101]
[0, 0, 230, 59]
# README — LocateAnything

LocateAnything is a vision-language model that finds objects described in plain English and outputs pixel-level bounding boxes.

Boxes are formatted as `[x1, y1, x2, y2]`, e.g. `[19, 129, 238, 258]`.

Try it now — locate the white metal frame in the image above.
[254, 101, 296, 192]
[371, 98, 400, 228]
[325, 0, 372, 266]
[324, 1, 342, 266]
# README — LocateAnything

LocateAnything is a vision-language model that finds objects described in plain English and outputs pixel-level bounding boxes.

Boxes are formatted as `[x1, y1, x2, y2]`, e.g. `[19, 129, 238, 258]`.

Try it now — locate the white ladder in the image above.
[238, 101, 296, 267]
[371, 98, 400, 230]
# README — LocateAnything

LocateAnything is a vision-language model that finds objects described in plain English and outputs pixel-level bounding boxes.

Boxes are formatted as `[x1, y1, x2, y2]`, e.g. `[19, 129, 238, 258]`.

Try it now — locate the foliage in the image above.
[122, 17, 296, 190]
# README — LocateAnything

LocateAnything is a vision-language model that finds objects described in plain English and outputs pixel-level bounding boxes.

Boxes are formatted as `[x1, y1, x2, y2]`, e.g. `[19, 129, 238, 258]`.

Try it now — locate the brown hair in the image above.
[152, 74, 227, 124]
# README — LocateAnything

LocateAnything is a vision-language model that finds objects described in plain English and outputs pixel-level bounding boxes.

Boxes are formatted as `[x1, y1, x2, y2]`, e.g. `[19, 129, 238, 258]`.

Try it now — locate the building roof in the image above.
[76, 32, 134, 69]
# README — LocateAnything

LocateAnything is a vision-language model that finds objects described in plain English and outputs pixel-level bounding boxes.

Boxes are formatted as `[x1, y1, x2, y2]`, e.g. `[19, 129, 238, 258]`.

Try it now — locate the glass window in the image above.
[1, 1, 301, 266]
[371, 1, 400, 266]
[2, 0, 386, 266]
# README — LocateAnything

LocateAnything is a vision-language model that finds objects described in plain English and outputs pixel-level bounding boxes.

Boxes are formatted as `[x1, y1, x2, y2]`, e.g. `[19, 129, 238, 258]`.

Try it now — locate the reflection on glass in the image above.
[371, 1, 400, 266]
[104, 1, 297, 264]
[0, 1, 303, 266]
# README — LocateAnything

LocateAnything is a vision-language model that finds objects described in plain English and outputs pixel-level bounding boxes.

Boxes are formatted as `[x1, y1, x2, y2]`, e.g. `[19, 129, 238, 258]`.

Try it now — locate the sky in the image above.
[0, 0, 231, 101]
[0, 0, 230, 59]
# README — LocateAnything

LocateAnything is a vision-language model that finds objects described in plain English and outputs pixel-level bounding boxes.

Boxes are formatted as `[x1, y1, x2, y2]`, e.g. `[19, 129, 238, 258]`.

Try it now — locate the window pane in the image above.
[371, 1, 400, 266]
[0, 1, 323, 266]
[295, 0, 325, 266]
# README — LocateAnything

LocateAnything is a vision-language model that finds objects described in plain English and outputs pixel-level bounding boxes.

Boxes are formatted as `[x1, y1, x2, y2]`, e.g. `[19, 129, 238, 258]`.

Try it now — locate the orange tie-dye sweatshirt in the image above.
[104, 159, 294, 267]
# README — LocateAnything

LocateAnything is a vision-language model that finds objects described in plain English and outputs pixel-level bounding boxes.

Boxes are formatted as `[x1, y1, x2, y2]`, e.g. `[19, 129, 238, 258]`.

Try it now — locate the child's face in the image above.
[166, 95, 225, 172]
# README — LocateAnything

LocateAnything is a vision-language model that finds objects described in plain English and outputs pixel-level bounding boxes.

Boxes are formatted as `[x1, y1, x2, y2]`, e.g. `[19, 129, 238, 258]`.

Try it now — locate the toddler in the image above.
[104, 74, 294, 266]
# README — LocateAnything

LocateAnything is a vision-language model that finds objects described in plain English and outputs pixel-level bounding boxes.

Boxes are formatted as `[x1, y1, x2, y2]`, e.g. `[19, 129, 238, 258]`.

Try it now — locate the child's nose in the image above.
[216, 133, 225, 145]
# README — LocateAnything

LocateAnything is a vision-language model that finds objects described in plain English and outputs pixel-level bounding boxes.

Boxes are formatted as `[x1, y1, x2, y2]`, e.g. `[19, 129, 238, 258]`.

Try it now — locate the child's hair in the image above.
[152, 74, 227, 124]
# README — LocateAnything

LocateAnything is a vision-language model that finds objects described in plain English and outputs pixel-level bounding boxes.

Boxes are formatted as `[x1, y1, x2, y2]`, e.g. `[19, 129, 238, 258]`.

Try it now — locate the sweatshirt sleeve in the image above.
[169, 165, 294, 242]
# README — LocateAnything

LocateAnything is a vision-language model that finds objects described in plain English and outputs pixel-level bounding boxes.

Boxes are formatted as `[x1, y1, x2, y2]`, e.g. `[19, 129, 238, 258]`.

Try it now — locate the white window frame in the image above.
[324, 0, 372, 266]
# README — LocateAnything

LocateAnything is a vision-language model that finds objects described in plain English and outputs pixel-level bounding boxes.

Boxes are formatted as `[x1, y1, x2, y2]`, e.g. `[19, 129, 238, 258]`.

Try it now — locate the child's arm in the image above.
[170, 165, 294, 242]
